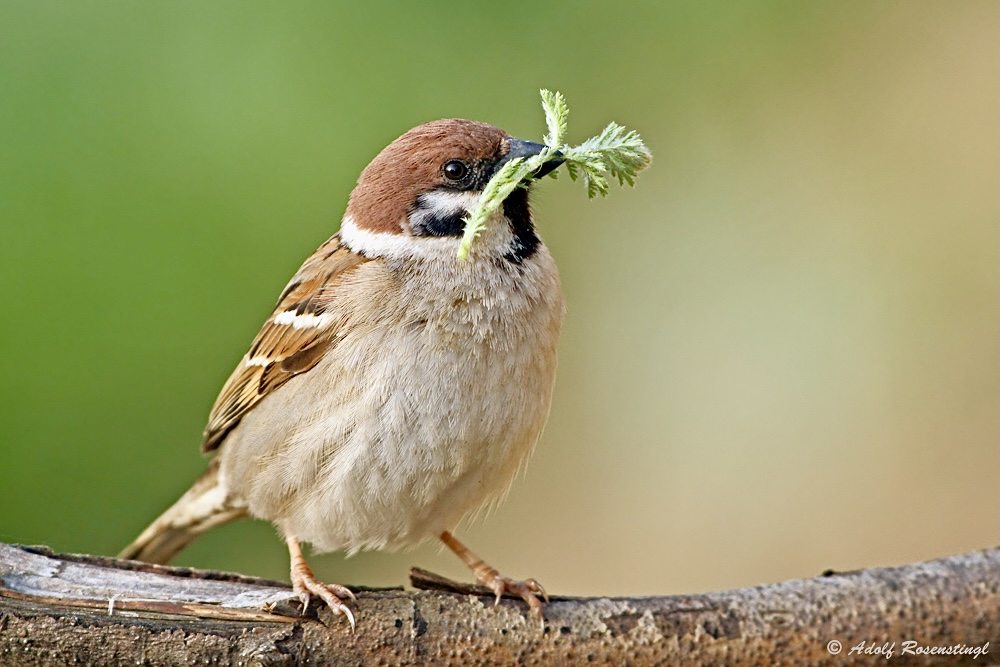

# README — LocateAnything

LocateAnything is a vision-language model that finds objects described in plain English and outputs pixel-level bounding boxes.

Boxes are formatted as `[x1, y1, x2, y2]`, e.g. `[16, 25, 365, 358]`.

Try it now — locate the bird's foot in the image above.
[290, 561, 357, 629]
[439, 530, 548, 628]
[479, 571, 548, 625]
[287, 536, 356, 630]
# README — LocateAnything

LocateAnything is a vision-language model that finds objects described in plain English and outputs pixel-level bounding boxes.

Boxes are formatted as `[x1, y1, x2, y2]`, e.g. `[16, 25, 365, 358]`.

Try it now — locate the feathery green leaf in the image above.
[458, 90, 651, 258]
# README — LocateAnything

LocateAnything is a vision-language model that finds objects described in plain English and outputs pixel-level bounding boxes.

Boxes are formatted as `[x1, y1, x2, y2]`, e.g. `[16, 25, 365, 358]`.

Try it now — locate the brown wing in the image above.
[201, 233, 369, 452]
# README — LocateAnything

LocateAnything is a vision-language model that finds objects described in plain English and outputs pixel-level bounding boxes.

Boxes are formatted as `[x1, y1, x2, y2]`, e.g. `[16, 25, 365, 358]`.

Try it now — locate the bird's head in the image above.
[342, 119, 562, 263]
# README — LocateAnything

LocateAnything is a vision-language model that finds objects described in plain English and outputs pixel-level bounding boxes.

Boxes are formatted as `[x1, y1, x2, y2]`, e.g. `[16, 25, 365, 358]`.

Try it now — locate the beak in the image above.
[500, 138, 564, 179]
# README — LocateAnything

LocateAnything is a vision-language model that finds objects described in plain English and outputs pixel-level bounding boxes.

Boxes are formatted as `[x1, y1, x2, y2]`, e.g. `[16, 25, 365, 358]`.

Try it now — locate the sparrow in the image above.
[120, 119, 566, 628]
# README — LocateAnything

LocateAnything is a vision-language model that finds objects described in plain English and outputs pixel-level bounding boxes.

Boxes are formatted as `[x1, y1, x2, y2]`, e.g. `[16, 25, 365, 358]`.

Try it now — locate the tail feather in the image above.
[119, 460, 246, 564]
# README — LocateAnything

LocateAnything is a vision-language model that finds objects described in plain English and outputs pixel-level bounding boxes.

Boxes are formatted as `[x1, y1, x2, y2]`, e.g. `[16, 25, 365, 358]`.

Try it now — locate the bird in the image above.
[119, 118, 566, 628]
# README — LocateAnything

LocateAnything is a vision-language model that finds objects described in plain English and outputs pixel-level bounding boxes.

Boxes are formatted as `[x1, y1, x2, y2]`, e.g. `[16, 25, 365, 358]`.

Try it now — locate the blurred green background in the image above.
[1, 1, 996, 597]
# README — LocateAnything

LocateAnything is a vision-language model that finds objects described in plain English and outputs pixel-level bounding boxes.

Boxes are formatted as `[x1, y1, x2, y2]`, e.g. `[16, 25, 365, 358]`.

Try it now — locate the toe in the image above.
[524, 593, 545, 627]
[328, 582, 357, 602]
[525, 578, 549, 603]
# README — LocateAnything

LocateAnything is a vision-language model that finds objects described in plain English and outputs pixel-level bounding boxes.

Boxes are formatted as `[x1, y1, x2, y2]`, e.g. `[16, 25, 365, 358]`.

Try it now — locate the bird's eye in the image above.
[442, 160, 468, 181]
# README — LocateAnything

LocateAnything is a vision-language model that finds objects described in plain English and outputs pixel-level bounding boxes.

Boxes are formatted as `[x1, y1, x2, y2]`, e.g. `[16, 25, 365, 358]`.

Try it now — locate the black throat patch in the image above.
[502, 187, 539, 264]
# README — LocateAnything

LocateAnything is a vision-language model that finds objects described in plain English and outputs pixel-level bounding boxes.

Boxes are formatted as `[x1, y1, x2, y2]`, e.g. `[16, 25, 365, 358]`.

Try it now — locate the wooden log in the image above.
[0, 543, 996, 666]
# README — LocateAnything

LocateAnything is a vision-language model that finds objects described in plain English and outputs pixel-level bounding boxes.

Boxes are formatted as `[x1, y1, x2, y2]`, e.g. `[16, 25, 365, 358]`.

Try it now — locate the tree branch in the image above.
[0, 542, 996, 666]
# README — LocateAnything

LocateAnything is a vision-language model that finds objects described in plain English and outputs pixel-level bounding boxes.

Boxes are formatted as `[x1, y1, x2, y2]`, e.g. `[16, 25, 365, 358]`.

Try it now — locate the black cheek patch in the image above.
[413, 210, 467, 237]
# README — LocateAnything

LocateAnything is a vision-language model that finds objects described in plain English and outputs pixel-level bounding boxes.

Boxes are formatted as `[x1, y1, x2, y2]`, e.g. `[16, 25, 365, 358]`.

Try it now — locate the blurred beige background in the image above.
[1, 2, 996, 597]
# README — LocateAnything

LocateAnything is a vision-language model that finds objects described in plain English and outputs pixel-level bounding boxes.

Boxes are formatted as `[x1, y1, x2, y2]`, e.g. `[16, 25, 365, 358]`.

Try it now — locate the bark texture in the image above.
[0, 543, 996, 666]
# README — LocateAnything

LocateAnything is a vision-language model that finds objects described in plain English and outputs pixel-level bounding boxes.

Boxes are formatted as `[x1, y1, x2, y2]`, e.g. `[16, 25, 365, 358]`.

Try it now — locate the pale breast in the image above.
[218, 248, 564, 553]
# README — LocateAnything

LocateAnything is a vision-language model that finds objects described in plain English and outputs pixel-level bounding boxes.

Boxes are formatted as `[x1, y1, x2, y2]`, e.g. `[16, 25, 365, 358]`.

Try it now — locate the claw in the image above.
[341, 605, 356, 632]
[488, 580, 504, 606]
[525, 578, 549, 604]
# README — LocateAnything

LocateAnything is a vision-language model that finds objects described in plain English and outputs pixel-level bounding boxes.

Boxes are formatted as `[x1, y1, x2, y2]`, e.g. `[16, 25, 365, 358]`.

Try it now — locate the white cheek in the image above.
[340, 212, 516, 262]
[340, 215, 458, 260]
[416, 189, 481, 213]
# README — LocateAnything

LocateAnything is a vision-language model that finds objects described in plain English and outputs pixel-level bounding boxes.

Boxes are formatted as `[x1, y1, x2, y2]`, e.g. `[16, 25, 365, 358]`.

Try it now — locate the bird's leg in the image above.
[286, 535, 356, 630]
[439, 530, 548, 625]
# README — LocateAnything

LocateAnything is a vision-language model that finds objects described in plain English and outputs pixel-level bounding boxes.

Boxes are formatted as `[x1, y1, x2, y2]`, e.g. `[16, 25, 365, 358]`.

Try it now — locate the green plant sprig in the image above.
[457, 89, 652, 259]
